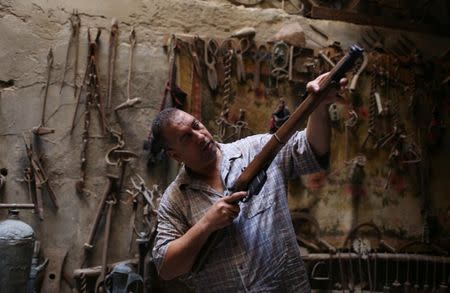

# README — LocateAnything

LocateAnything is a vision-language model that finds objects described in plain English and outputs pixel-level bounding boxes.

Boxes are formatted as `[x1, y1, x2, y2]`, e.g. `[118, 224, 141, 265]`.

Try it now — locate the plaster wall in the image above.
[1, 0, 449, 292]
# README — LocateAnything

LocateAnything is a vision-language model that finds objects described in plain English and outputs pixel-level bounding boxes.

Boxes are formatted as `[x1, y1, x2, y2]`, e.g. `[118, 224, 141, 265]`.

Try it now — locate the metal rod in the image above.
[303, 252, 450, 263]
[41, 48, 53, 126]
[0, 203, 35, 209]
[73, 258, 138, 278]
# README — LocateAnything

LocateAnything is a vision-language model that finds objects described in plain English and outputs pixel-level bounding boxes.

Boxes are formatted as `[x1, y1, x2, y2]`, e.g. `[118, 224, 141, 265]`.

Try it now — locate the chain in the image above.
[368, 70, 378, 136]
[223, 47, 233, 107]
[216, 39, 234, 142]
[361, 69, 378, 149]
[76, 29, 108, 194]
[79, 273, 87, 292]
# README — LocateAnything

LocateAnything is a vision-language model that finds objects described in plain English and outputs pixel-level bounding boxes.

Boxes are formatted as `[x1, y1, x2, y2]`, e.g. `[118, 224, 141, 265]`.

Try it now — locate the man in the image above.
[151, 73, 345, 292]
[269, 99, 290, 133]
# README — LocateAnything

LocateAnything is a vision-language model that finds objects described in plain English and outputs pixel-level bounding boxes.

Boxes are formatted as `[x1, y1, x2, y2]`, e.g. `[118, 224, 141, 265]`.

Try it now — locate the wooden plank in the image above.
[310, 6, 448, 37]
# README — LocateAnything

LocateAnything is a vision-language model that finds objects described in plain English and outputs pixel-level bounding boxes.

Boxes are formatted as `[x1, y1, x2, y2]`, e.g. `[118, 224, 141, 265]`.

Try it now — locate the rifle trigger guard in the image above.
[243, 169, 267, 202]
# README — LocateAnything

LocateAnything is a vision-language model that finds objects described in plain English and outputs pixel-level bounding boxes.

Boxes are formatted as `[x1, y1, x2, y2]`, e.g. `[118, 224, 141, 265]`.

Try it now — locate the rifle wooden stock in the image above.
[191, 45, 364, 274]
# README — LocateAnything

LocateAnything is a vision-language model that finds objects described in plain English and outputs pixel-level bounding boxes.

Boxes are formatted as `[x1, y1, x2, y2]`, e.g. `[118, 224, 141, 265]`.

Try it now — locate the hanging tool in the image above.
[205, 38, 219, 91]
[253, 44, 270, 97]
[95, 197, 116, 293]
[73, 28, 109, 194]
[115, 27, 142, 111]
[26, 241, 49, 293]
[127, 175, 160, 252]
[59, 10, 80, 98]
[270, 41, 290, 83]
[32, 48, 55, 136]
[82, 175, 118, 268]
[107, 19, 119, 110]
[23, 135, 58, 219]
[188, 36, 202, 119]
[235, 38, 250, 83]
[349, 52, 368, 91]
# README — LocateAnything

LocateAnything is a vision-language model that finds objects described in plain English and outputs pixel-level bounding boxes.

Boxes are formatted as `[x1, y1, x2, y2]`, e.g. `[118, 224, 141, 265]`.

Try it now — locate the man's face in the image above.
[163, 111, 218, 170]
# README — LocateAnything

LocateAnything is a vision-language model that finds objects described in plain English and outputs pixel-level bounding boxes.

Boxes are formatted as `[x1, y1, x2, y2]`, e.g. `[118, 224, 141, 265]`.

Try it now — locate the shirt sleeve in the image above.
[152, 184, 190, 272]
[276, 129, 325, 180]
[232, 131, 324, 180]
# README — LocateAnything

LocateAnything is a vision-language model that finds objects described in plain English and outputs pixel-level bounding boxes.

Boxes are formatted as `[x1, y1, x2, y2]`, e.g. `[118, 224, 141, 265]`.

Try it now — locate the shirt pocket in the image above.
[242, 184, 274, 219]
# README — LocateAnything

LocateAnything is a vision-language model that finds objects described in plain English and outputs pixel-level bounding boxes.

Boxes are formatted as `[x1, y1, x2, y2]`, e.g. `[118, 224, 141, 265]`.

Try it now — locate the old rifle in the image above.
[191, 45, 364, 273]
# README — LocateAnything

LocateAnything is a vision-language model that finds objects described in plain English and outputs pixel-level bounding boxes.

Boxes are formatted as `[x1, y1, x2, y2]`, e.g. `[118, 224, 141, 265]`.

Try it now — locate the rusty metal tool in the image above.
[59, 10, 80, 98]
[205, 38, 219, 91]
[188, 36, 203, 120]
[95, 197, 116, 293]
[128, 175, 160, 253]
[74, 28, 109, 194]
[361, 70, 379, 150]
[23, 166, 42, 219]
[114, 27, 142, 111]
[27, 240, 49, 293]
[130, 174, 159, 213]
[253, 44, 269, 93]
[74, 258, 138, 279]
[32, 48, 55, 136]
[23, 136, 58, 219]
[349, 52, 368, 91]
[221, 39, 234, 106]
[72, 28, 106, 135]
[270, 41, 289, 83]
[106, 19, 119, 110]
[127, 189, 139, 253]
[235, 37, 250, 83]
[188, 37, 202, 79]
[40, 247, 68, 293]
[0, 203, 35, 209]
[82, 175, 118, 263]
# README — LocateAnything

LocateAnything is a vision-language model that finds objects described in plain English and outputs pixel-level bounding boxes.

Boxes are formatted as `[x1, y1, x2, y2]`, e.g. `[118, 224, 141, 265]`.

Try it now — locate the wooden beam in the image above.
[310, 6, 448, 37]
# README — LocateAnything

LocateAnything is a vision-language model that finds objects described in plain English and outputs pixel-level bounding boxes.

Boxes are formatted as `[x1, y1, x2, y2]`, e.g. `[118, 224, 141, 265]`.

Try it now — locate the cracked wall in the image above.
[1, 0, 450, 292]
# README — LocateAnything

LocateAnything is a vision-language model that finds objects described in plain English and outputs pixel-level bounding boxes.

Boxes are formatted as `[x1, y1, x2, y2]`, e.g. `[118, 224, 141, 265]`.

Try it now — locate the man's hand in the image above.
[306, 72, 348, 108]
[305, 72, 348, 156]
[199, 191, 247, 233]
